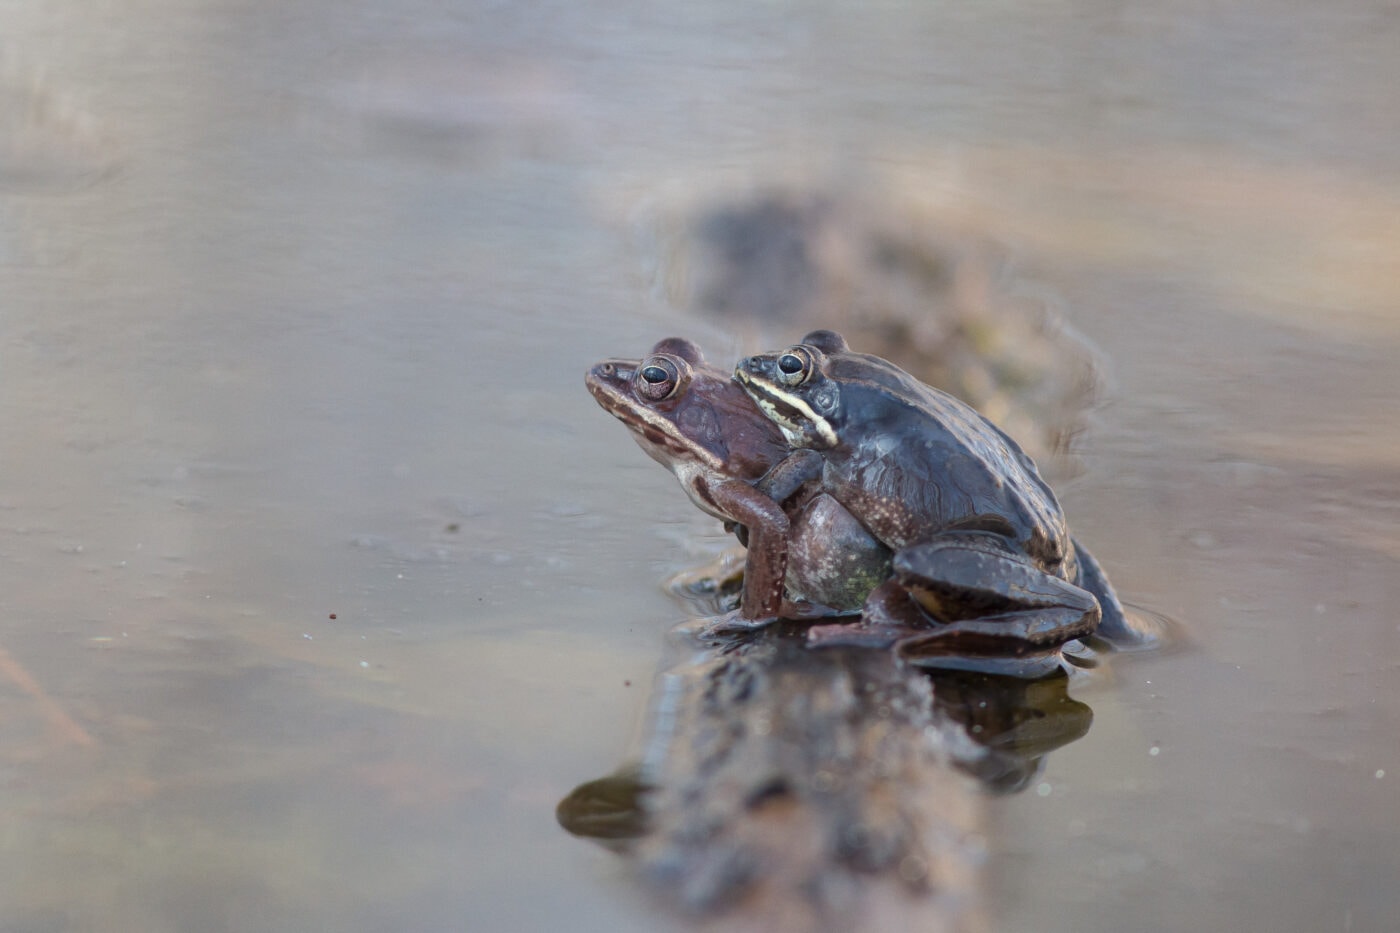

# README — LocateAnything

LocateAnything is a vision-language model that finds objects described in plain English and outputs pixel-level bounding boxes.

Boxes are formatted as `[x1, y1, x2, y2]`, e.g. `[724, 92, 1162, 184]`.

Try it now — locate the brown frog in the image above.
[586, 338, 888, 624]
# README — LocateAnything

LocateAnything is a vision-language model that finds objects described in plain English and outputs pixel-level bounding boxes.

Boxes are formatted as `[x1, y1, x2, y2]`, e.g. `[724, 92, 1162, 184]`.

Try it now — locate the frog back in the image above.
[824, 369, 1071, 570]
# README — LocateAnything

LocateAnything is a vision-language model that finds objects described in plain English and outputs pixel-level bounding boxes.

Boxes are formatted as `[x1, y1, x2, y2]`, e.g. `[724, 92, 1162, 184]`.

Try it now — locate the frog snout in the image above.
[734, 357, 773, 381]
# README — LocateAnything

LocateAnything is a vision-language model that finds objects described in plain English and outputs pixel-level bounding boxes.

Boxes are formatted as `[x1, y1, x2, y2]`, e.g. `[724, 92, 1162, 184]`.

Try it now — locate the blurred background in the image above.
[1, 2, 1397, 930]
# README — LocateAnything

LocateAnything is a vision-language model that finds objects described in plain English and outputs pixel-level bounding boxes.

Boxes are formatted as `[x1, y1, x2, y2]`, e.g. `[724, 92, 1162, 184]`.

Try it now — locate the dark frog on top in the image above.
[734, 329, 1138, 663]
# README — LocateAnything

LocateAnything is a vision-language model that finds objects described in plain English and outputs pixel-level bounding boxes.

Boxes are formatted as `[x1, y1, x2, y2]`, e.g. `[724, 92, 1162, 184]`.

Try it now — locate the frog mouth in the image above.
[587, 373, 724, 471]
[733, 368, 838, 448]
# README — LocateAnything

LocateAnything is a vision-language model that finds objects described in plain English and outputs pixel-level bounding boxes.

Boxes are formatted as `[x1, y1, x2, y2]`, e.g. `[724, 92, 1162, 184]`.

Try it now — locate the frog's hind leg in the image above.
[893, 637, 1066, 679]
[810, 536, 1106, 671]
[888, 596, 1094, 680]
[893, 537, 1100, 633]
[1071, 538, 1157, 648]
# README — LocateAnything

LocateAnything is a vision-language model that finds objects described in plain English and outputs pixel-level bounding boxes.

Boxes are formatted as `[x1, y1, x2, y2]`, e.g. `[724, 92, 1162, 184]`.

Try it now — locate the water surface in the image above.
[2, 2, 1397, 930]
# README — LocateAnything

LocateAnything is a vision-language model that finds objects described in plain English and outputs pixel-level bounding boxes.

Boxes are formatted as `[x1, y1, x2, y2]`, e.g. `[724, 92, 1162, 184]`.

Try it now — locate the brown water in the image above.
[2, 2, 1398, 930]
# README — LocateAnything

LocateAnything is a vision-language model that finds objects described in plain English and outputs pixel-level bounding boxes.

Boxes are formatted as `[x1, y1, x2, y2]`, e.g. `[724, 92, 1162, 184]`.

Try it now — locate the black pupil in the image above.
[641, 365, 670, 384]
[778, 354, 804, 375]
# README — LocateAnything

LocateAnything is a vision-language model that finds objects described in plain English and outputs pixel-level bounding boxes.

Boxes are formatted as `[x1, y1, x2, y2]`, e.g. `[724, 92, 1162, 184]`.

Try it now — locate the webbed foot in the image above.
[891, 535, 1101, 648]
[1071, 538, 1167, 649]
[804, 580, 928, 650]
[696, 608, 781, 640]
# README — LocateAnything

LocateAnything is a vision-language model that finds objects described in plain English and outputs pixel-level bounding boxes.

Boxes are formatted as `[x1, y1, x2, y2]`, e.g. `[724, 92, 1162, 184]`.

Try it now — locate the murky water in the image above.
[2, 2, 1397, 930]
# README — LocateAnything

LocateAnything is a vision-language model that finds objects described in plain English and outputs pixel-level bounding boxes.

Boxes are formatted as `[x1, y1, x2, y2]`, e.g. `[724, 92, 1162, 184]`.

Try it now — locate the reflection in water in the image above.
[5, 0, 1400, 929]
[929, 669, 1092, 795]
[558, 622, 1093, 928]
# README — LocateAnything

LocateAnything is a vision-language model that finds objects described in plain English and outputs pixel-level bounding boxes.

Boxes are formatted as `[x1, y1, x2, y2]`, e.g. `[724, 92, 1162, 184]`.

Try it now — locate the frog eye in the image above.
[636, 355, 686, 401]
[775, 347, 815, 387]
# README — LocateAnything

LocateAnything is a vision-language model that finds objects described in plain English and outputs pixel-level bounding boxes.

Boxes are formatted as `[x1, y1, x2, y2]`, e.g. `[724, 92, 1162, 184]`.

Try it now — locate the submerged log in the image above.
[559, 622, 1092, 932]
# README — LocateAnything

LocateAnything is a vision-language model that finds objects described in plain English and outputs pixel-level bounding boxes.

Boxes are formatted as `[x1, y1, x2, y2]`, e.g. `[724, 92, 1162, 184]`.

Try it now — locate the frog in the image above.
[733, 329, 1135, 661]
[586, 337, 890, 625]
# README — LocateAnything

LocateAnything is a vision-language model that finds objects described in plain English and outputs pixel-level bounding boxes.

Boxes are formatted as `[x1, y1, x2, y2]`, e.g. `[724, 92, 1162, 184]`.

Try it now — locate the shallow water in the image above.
[2, 2, 1397, 930]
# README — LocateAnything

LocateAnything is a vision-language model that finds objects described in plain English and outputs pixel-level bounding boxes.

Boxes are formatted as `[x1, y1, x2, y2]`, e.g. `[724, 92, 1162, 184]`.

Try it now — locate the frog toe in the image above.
[805, 622, 904, 650]
[695, 608, 780, 640]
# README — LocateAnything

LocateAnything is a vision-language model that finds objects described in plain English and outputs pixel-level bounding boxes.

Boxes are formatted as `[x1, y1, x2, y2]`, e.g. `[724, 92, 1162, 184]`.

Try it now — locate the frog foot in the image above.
[703, 596, 859, 639]
[1071, 538, 1170, 650]
[779, 597, 858, 621]
[894, 636, 1067, 679]
[805, 623, 903, 649]
[892, 536, 1102, 647]
[694, 607, 787, 640]
[892, 608, 1095, 658]
[805, 581, 929, 649]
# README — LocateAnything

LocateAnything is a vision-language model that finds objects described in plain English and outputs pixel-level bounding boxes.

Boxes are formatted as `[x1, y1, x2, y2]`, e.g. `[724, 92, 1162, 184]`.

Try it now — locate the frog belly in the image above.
[785, 492, 892, 610]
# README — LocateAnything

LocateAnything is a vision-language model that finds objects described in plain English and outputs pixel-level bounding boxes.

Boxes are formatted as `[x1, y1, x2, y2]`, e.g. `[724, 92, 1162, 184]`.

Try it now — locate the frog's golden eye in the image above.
[776, 347, 814, 387]
[636, 355, 686, 401]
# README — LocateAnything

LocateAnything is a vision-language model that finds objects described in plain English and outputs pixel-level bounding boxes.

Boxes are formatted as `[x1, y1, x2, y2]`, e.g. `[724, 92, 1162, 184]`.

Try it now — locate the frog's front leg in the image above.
[754, 449, 825, 505]
[726, 450, 824, 550]
[698, 476, 791, 622]
[889, 535, 1101, 659]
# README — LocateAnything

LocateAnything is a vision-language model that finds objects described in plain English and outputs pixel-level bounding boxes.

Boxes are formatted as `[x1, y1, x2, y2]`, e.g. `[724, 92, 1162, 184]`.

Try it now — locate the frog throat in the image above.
[594, 382, 725, 471]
